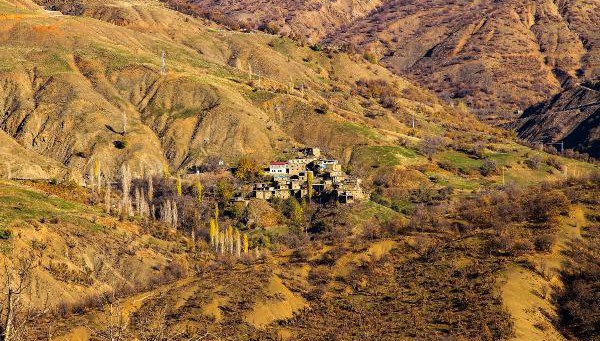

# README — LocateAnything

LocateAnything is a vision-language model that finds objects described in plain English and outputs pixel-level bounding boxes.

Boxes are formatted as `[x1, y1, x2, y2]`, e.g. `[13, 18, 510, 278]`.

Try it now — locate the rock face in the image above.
[514, 81, 600, 159]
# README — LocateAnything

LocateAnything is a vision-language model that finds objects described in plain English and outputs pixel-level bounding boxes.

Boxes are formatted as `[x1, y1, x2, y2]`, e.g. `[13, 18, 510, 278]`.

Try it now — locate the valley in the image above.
[0, 0, 598, 340]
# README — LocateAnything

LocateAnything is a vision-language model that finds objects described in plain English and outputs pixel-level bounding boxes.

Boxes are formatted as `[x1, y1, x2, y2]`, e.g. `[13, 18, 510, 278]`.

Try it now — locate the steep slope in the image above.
[164, 0, 598, 123]
[0, 130, 68, 180]
[514, 81, 600, 159]
[328, 0, 597, 121]
[0, 179, 189, 312]
[163, 0, 383, 43]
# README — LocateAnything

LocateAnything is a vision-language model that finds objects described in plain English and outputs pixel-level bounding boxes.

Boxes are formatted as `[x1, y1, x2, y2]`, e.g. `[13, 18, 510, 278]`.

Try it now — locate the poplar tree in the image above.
[307, 171, 314, 202]
[243, 234, 249, 254]
[191, 228, 196, 252]
[134, 187, 141, 216]
[172, 200, 178, 230]
[227, 226, 234, 254]
[120, 164, 132, 217]
[176, 175, 183, 197]
[104, 185, 111, 214]
[147, 175, 154, 202]
[219, 231, 225, 254]
[209, 218, 217, 247]
[235, 229, 241, 257]
[195, 180, 203, 206]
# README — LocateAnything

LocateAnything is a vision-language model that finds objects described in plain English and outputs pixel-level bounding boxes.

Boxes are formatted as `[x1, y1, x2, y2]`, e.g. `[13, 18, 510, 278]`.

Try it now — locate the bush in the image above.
[534, 233, 555, 252]
[480, 158, 499, 176]
[0, 228, 11, 240]
[525, 155, 542, 169]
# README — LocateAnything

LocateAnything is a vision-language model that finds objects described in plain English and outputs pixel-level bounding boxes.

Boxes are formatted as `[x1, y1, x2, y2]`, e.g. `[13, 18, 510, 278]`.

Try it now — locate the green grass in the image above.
[348, 201, 401, 224]
[0, 184, 86, 225]
[437, 151, 483, 171]
[353, 145, 419, 167]
[338, 122, 382, 140]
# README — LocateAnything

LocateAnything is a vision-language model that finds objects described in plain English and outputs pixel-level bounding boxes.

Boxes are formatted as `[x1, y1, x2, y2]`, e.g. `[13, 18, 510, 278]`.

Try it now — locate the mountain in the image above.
[168, 0, 599, 122]
[1, 0, 496, 182]
[0, 1, 599, 340]
[514, 81, 600, 159]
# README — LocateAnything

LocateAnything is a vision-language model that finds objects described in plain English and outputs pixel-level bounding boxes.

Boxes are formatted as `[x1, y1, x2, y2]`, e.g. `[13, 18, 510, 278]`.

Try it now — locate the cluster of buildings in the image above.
[252, 148, 366, 204]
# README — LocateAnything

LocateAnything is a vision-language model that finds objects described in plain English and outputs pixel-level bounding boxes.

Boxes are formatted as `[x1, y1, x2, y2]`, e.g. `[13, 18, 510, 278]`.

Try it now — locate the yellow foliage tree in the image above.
[243, 234, 249, 254]
[209, 218, 217, 247]
[307, 171, 314, 202]
[176, 174, 183, 197]
[195, 179, 203, 206]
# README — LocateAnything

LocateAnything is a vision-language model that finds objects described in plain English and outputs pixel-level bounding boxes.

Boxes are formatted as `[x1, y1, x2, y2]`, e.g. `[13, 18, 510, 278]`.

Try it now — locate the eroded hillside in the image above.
[164, 0, 598, 123]
[1, 0, 495, 182]
[515, 81, 600, 159]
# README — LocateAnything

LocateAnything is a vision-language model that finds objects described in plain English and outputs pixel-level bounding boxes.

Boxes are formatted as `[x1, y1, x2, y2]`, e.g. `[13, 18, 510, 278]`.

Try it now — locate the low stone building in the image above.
[251, 148, 366, 204]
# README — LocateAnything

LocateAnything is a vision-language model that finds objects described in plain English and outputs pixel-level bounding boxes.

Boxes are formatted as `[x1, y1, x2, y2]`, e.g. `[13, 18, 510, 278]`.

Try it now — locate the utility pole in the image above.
[160, 50, 166, 76]
[248, 62, 253, 81]
[412, 113, 415, 129]
[502, 166, 505, 186]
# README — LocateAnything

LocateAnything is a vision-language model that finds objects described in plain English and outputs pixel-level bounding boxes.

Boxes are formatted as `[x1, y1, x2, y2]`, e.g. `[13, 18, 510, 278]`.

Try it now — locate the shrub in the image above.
[480, 158, 499, 176]
[0, 228, 11, 240]
[534, 233, 555, 252]
[525, 155, 542, 169]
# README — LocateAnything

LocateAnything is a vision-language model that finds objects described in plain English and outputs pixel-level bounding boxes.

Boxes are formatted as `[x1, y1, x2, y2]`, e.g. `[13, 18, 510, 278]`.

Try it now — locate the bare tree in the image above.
[120, 164, 132, 217]
[91, 299, 129, 341]
[0, 257, 41, 341]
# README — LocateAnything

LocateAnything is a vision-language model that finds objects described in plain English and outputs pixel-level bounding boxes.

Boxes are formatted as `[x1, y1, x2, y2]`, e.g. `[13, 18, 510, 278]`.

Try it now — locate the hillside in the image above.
[165, 0, 599, 122]
[0, 0, 599, 340]
[328, 0, 599, 121]
[514, 81, 600, 159]
[1, 0, 495, 182]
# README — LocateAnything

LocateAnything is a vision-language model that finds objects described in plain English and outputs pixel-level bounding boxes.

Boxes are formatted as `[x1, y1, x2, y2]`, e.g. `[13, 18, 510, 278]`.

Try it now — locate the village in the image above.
[250, 147, 367, 204]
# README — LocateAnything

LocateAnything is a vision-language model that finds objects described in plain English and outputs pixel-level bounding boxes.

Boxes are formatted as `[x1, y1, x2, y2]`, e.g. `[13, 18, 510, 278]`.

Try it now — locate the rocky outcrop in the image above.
[515, 82, 600, 159]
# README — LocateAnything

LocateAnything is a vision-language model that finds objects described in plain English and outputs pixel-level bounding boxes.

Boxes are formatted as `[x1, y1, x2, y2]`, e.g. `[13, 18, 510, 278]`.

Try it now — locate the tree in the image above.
[0, 257, 38, 341]
[419, 135, 445, 160]
[209, 218, 217, 248]
[235, 229, 241, 257]
[235, 157, 259, 181]
[120, 164, 132, 217]
[289, 198, 304, 226]
[147, 175, 154, 202]
[176, 175, 183, 197]
[104, 184, 111, 214]
[243, 234, 249, 254]
[307, 171, 314, 202]
[195, 180, 203, 206]
[219, 231, 225, 254]
[92, 159, 102, 192]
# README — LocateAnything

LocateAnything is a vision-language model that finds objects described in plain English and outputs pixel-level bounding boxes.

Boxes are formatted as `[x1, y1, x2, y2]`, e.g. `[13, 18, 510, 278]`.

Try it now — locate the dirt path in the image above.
[500, 205, 585, 340]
